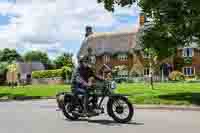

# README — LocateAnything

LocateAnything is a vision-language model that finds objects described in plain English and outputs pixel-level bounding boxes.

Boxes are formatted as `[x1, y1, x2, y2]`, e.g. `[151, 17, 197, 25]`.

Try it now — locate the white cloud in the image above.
[113, 3, 141, 16]
[0, 2, 13, 16]
[0, 0, 139, 56]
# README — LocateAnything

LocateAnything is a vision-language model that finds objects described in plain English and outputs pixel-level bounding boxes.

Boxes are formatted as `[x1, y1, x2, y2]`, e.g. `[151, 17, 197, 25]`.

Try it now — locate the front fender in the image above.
[64, 93, 74, 102]
[107, 94, 130, 105]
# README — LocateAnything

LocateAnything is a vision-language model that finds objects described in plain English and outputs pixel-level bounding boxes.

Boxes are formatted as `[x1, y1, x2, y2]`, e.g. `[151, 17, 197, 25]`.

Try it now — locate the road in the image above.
[0, 99, 199, 133]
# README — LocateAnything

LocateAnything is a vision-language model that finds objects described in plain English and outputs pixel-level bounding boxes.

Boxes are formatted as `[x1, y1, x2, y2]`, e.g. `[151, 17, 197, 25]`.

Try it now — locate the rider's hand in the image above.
[87, 82, 92, 87]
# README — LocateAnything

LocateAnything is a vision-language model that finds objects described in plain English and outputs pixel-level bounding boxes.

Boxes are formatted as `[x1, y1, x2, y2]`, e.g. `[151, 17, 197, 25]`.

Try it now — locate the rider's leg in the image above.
[91, 96, 98, 108]
[83, 91, 88, 114]
[72, 88, 81, 105]
[75, 88, 88, 114]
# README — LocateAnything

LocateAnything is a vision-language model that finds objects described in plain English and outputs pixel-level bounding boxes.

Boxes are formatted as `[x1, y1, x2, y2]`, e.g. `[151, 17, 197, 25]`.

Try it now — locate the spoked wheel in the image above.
[62, 101, 79, 120]
[107, 97, 134, 123]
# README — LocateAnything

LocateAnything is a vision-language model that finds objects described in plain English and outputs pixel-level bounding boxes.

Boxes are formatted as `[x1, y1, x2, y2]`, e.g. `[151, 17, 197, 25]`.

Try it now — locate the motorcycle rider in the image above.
[71, 55, 104, 115]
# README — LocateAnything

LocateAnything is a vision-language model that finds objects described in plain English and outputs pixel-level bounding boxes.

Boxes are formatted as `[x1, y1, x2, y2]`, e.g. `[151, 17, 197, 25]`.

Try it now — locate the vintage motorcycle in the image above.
[58, 80, 134, 123]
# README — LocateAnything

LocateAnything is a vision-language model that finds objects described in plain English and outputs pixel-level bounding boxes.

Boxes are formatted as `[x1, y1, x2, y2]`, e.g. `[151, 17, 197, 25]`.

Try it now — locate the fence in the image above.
[114, 75, 167, 83]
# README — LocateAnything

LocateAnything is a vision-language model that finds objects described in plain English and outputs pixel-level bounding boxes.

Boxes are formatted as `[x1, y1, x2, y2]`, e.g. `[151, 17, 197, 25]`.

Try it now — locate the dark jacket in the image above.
[71, 65, 103, 90]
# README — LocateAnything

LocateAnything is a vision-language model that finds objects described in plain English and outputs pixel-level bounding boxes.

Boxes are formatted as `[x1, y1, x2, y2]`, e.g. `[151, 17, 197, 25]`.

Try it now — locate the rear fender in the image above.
[56, 92, 73, 109]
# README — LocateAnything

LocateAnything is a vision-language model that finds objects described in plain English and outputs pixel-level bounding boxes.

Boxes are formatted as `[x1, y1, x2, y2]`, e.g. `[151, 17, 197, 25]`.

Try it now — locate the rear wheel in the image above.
[107, 97, 134, 123]
[56, 93, 65, 109]
[62, 101, 79, 120]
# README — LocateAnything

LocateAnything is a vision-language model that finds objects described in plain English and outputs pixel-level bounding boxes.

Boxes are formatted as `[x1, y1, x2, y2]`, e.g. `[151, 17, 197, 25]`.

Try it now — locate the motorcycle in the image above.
[59, 80, 134, 123]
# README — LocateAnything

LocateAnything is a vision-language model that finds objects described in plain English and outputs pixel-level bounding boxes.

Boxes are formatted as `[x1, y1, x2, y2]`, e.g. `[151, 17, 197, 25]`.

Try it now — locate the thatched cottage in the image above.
[78, 15, 200, 81]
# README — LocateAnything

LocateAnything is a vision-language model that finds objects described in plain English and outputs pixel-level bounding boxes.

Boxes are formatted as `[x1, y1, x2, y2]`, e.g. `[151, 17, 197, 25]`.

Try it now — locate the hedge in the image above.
[32, 69, 63, 79]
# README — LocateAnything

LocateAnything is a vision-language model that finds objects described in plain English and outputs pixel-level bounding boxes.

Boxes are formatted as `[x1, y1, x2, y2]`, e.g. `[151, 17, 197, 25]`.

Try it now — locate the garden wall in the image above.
[32, 77, 64, 85]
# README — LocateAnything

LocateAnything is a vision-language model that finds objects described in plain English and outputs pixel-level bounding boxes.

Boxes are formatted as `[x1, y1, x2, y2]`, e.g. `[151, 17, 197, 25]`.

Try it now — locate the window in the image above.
[183, 67, 195, 76]
[144, 68, 150, 76]
[103, 55, 110, 63]
[118, 54, 128, 61]
[183, 48, 193, 57]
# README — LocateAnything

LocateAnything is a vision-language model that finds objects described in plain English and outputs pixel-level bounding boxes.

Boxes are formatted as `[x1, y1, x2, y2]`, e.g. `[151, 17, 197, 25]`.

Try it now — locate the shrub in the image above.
[32, 69, 63, 79]
[169, 71, 185, 81]
[61, 66, 72, 80]
[196, 73, 200, 80]
[32, 67, 72, 79]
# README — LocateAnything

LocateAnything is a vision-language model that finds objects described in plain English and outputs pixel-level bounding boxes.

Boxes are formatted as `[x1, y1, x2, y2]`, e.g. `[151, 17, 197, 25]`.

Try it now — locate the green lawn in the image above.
[116, 83, 200, 105]
[0, 83, 200, 105]
[0, 85, 71, 100]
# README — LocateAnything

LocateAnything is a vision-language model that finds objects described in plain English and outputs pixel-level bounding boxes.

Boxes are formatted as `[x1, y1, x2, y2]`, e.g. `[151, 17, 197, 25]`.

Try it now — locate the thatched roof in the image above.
[78, 29, 141, 58]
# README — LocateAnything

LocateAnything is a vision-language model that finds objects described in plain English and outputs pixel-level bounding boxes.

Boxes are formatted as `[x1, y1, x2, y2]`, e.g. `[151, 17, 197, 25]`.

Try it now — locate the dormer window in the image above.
[183, 48, 193, 57]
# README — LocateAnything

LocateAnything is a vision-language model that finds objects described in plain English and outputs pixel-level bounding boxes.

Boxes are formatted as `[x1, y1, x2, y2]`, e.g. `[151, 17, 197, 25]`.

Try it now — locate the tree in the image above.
[0, 62, 8, 75]
[0, 48, 22, 63]
[99, 0, 200, 48]
[23, 50, 51, 69]
[61, 66, 73, 81]
[0, 48, 21, 84]
[137, 23, 177, 59]
[137, 25, 177, 87]
[54, 53, 74, 81]
[144, 48, 158, 89]
[54, 53, 74, 69]
[97, 0, 135, 12]
[139, 0, 200, 48]
[0, 62, 9, 84]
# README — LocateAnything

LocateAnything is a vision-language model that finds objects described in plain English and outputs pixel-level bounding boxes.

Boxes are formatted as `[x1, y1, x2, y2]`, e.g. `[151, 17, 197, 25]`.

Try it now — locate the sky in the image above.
[0, 0, 140, 61]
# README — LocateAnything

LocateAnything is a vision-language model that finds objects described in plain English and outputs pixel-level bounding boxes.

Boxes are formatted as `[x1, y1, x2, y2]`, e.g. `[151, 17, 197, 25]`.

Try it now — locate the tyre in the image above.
[62, 101, 79, 120]
[107, 97, 134, 123]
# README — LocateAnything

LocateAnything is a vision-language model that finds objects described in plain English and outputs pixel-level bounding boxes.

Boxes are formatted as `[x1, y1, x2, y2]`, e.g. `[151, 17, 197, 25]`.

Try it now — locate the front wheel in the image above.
[107, 97, 134, 123]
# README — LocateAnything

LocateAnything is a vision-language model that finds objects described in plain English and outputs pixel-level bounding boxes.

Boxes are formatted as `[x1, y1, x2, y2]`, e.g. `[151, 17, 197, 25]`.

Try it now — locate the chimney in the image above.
[85, 26, 93, 37]
[139, 13, 146, 26]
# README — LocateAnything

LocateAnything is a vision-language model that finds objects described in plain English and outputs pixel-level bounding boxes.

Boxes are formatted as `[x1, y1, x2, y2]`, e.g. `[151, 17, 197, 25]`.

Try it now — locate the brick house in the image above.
[6, 61, 45, 84]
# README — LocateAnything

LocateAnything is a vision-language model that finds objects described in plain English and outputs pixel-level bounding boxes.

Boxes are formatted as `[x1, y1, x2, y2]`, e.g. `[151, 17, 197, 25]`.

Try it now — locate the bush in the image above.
[32, 67, 72, 80]
[169, 71, 185, 81]
[32, 69, 63, 79]
[196, 73, 200, 80]
[61, 66, 72, 80]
